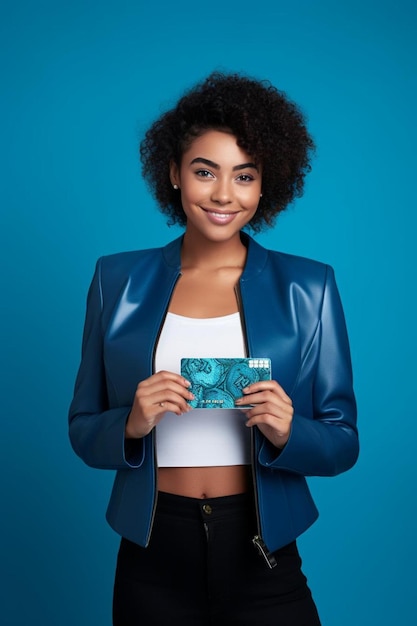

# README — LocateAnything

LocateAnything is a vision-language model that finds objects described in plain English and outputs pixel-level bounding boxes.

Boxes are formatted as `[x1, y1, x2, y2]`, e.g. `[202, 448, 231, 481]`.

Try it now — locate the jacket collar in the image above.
[161, 232, 269, 281]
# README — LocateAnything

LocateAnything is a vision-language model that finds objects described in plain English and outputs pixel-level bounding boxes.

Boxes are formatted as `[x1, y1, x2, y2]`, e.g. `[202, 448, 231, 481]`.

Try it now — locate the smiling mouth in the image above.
[202, 208, 239, 218]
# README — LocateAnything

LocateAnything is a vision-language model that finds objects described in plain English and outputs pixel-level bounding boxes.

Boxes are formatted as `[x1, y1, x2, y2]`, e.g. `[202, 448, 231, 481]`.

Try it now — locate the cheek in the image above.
[180, 179, 205, 202]
[242, 189, 262, 211]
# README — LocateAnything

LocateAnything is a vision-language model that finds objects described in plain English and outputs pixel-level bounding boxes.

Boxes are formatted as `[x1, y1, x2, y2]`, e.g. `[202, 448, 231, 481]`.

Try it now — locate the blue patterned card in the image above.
[181, 357, 271, 409]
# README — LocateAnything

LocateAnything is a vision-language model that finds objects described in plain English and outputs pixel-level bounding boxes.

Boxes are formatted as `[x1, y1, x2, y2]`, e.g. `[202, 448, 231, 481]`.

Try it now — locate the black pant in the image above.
[113, 491, 321, 625]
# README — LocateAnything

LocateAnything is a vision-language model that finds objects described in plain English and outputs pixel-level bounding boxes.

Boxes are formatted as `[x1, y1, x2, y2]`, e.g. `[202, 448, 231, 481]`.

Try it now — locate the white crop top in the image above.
[154, 312, 251, 467]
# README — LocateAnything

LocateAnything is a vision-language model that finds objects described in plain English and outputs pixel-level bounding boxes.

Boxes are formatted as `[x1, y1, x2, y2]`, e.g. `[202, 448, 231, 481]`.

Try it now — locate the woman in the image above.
[69, 72, 359, 625]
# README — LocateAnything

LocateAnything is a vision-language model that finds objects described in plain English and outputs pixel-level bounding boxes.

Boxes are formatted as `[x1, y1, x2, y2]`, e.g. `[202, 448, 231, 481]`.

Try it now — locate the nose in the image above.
[210, 178, 233, 205]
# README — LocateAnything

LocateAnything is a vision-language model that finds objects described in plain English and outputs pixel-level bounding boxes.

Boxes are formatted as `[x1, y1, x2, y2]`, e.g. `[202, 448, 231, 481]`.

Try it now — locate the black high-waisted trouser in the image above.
[113, 491, 321, 625]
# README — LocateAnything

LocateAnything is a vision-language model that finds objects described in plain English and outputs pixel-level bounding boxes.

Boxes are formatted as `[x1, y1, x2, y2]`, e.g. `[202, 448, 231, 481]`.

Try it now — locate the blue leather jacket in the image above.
[69, 234, 358, 560]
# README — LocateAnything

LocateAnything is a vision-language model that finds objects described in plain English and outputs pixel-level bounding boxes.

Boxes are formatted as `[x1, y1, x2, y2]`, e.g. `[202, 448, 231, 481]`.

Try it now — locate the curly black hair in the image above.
[140, 71, 315, 232]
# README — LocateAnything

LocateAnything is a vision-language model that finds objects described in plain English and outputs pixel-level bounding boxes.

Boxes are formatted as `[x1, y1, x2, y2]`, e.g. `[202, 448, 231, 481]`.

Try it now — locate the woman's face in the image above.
[170, 130, 262, 244]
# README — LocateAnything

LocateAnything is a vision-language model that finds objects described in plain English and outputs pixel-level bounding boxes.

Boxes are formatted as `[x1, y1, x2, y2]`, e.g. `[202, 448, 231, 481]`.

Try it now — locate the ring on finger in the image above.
[159, 402, 165, 407]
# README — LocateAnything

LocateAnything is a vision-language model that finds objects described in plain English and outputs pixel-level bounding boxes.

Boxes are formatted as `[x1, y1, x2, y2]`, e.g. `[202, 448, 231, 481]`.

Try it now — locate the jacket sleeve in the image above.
[258, 265, 359, 476]
[68, 259, 145, 470]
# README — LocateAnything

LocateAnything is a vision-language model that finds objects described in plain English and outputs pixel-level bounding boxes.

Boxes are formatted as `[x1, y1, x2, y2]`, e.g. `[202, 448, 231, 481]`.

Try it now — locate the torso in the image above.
[158, 263, 251, 499]
[158, 466, 252, 499]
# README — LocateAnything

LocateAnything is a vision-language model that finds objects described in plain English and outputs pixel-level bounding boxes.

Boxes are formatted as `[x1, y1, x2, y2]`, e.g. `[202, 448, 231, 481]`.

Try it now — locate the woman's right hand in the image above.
[125, 371, 194, 439]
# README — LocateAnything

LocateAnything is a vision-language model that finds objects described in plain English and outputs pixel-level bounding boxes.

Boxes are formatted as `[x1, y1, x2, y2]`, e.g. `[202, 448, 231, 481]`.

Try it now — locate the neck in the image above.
[181, 230, 247, 270]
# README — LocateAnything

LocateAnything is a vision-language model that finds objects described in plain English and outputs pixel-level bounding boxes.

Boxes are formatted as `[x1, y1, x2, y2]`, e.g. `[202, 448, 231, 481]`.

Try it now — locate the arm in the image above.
[249, 266, 359, 476]
[68, 259, 145, 470]
[68, 259, 194, 469]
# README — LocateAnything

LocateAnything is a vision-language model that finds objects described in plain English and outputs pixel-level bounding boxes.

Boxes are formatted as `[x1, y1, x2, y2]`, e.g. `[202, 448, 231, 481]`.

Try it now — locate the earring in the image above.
[260, 193, 263, 198]
[173, 184, 179, 190]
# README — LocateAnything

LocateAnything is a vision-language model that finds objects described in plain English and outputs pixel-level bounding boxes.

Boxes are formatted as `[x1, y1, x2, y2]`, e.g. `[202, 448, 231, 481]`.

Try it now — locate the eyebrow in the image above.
[189, 157, 258, 171]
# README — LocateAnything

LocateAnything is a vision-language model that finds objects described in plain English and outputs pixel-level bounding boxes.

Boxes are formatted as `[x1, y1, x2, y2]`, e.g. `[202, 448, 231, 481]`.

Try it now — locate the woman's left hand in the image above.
[235, 380, 293, 449]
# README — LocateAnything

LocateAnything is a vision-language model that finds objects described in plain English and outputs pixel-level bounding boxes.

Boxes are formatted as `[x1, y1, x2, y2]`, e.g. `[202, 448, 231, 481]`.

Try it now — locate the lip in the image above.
[201, 207, 240, 226]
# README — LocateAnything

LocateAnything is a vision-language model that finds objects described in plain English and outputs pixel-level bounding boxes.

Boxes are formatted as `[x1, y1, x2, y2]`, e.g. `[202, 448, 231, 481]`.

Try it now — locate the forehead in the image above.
[181, 130, 253, 164]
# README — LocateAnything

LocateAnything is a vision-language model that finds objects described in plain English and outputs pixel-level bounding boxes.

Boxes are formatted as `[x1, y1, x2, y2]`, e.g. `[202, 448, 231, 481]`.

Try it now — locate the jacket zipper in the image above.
[145, 429, 158, 547]
[235, 284, 277, 569]
[250, 428, 277, 569]
[145, 272, 182, 547]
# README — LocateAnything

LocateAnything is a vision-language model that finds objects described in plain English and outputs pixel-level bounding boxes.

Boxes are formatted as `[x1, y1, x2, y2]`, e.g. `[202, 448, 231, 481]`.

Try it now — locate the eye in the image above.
[195, 169, 214, 178]
[237, 173, 255, 182]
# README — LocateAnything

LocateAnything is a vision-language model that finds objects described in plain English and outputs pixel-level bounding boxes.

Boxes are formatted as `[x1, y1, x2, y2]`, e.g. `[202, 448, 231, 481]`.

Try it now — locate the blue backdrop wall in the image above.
[1, 1, 416, 624]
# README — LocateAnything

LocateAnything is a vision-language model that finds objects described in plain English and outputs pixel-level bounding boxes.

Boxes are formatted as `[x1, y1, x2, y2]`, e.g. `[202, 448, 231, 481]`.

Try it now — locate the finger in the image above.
[138, 379, 194, 402]
[244, 403, 293, 422]
[154, 399, 193, 416]
[241, 380, 292, 404]
[135, 390, 193, 418]
[153, 388, 194, 411]
[236, 390, 292, 410]
[245, 412, 292, 437]
[139, 370, 191, 389]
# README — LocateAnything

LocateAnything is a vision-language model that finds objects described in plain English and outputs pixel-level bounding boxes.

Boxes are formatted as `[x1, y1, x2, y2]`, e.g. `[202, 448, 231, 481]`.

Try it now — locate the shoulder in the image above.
[99, 247, 162, 268]
[246, 235, 332, 289]
[257, 244, 341, 320]
[96, 236, 182, 278]
[266, 250, 334, 309]
[90, 237, 182, 300]
[267, 248, 330, 279]
[89, 247, 165, 301]
[97, 246, 165, 279]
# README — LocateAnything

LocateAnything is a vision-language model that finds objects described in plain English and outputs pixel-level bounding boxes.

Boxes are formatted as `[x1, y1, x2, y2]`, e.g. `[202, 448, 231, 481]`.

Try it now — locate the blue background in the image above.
[1, 1, 416, 624]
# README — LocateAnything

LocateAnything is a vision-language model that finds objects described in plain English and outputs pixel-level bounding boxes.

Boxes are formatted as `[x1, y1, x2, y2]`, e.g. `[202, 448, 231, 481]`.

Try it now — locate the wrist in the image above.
[125, 414, 140, 439]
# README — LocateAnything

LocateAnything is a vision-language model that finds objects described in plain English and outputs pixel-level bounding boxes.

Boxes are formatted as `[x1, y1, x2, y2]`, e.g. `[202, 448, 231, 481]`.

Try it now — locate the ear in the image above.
[169, 161, 180, 188]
